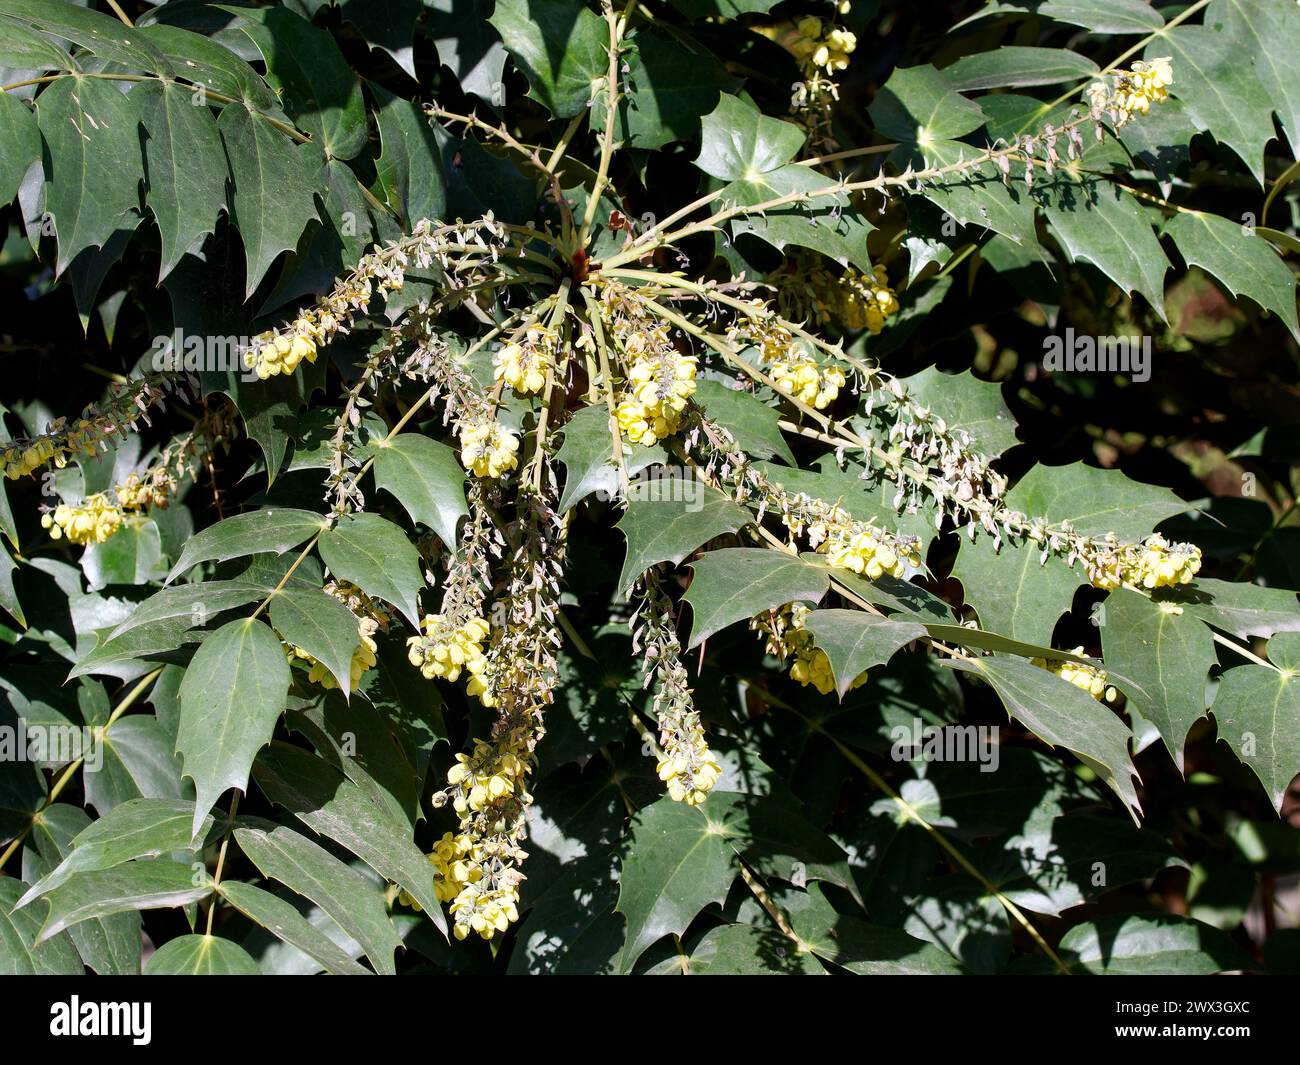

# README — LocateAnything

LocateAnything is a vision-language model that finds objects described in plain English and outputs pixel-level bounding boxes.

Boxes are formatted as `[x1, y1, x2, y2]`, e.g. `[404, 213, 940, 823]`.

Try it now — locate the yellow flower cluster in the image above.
[770, 350, 848, 410]
[4, 436, 62, 479]
[41, 493, 124, 545]
[494, 325, 557, 395]
[657, 734, 722, 806]
[615, 334, 698, 447]
[243, 331, 318, 380]
[450, 882, 521, 941]
[421, 832, 522, 940]
[762, 15, 857, 74]
[446, 738, 527, 814]
[824, 525, 921, 580]
[115, 471, 174, 511]
[458, 419, 519, 479]
[407, 614, 492, 698]
[1088, 534, 1201, 591]
[1031, 647, 1118, 703]
[839, 266, 900, 334]
[1089, 58, 1173, 126]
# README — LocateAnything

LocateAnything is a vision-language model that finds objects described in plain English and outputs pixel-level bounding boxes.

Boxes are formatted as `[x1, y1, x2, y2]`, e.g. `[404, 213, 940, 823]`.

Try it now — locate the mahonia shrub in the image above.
[0, 0, 1298, 976]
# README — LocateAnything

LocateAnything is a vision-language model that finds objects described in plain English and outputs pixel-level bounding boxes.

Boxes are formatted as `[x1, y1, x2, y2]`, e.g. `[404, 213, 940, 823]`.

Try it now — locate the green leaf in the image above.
[615, 483, 750, 594]
[1214, 0, 1300, 161]
[35, 75, 144, 276]
[136, 80, 228, 283]
[82, 518, 166, 590]
[85, 715, 189, 816]
[0, 0, 172, 73]
[1020, 913, 1254, 974]
[216, 104, 324, 298]
[1039, 171, 1170, 316]
[592, 29, 726, 150]
[683, 548, 829, 648]
[17, 798, 212, 909]
[695, 93, 804, 181]
[233, 5, 367, 161]
[1008, 462, 1196, 541]
[218, 880, 371, 976]
[369, 433, 467, 551]
[953, 535, 1084, 644]
[340, 0, 420, 79]
[1213, 638, 1300, 814]
[901, 367, 1018, 458]
[1165, 212, 1299, 342]
[0, 92, 39, 207]
[424, 0, 508, 104]
[1178, 578, 1300, 640]
[868, 65, 986, 143]
[915, 140, 1039, 249]
[35, 860, 212, 944]
[488, 0, 607, 118]
[555, 402, 667, 512]
[1159, 23, 1279, 185]
[372, 83, 446, 228]
[0, 17, 79, 72]
[1037, 0, 1165, 33]
[317, 513, 423, 628]
[137, 24, 281, 112]
[177, 618, 292, 837]
[252, 742, 446, 929]
[1101, 588, 1215, 768]
[948, 655, 1140, 816]
[689, 923, 825, 974]
[800, 609, 927, 697]
[0, 543, 25, 628]
[943, 47, 1098, 91]
[270, 585, 362, 693]
[0, 879, 82, 974]
[615, 798, 736, 972]
[234, 821, 402, 974]
[694, 379, 796, 465]
[167, 508, 325, 582]
[145, 933, 260, 975]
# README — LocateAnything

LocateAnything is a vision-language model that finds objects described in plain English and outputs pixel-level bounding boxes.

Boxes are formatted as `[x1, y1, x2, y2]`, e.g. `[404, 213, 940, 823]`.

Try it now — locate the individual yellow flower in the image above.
[41, 493, 125, 545]
[458, 420, 519, 479]
[1032, 647, 1118, 703]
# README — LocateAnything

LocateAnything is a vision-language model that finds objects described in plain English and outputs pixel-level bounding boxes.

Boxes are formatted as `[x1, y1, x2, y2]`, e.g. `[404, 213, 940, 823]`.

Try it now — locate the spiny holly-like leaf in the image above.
[252, 742, 446, 929]
[216, 104, 324, 299]
[425, 0, 509, 104]
[317, 513, 423, 628]
[86, 716, 188, 817]
[232, 5, 367, 161]
[616, 483, 750, 594]
[901, 367, 1019, 458]
[1100, 588, 1215, 769]
[1178, 578, 1300, 640]
[34, 860, 212, 945]
[800, 609, 927, 698]
[177, 618, 292, 837]
[555, 403, 666, 512]
[136, 80, 227, 283]
[489, 0, 607, 118]
[217, 879, 371, 977]
[1008, 462, 1196, 541]
[1165, 212, 1299, 342]
[0, 92, 39, 207]
[1039, 170, 1171, 316]
[869, 65, 986, 143]
[17, 798, 212, 910]
[695, 93, 805, 181]
[144, 933, 261, 975]
[270, 585, 362, 693]
[0, 0, 173, 73]
[694, 379, 796, 465]
[953, 535, 1085, 644]
[340, 0, 420, 80]
[372, 83, 447, 229]
[915, 141, 1039, 249]
[368, 433, 467, 551]
[1212, 632, 1300, 814]
[1016, 913, 1254, 975]
[942, 46, 1099, 91]
[689, 924, 825, 974]
[1214, 0, 1300, 161]
[137, 24, 281, 113]
[35, 75, 144, 276]
[234, 821, 402, 975]
[0, 879, 82, 975]
[948, 655, 1140, 817]
[683, 548, 829, 648]
[167, 508, 326, 582]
